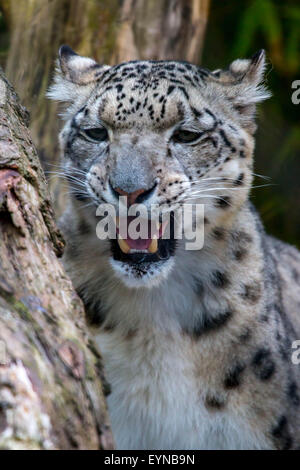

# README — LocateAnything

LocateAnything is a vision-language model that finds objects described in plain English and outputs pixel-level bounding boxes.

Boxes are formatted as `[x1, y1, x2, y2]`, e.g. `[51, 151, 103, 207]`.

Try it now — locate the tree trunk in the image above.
[111, 0, 210, 64]
[2, 0, 210, 214]
[0, 69, 114, 450]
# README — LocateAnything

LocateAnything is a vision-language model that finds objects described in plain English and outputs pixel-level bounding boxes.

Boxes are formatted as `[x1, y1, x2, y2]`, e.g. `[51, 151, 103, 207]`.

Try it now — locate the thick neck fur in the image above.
[62, 199, 265, 337]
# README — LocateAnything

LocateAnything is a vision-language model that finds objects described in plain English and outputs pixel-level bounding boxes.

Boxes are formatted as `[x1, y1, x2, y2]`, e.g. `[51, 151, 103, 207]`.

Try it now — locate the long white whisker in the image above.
[180, 177, 238, 186]
[250, 183, 275, 189]
[189, 186, 250, 195]
[46, 169, 88, 179]
[252, 173, 271, 181]
[47, 173, 87, 189]
[186, 195, 234, 208]
[189, 183, 274, 197]
[80, 202, 96, 210]
[186, 195, 227, 201]
[45, 163, 88, 176]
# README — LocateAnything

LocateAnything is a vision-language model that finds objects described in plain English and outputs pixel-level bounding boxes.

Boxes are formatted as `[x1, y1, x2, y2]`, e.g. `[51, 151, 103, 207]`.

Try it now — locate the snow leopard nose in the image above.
[110, 181, 157, 206]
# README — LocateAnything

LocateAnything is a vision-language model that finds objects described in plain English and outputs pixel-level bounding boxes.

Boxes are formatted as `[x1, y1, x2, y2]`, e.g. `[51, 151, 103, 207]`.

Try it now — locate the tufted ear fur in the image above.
[47, 45, 110, 105]
[211, 50, 271, 132]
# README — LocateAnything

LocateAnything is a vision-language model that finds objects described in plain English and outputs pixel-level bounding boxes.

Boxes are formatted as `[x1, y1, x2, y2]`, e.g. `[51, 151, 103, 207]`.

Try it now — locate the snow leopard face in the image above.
[49, 46, 269, 288]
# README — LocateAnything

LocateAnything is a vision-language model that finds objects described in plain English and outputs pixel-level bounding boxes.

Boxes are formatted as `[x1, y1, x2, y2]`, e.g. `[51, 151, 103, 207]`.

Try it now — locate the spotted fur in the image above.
[49, 46, 300, 449]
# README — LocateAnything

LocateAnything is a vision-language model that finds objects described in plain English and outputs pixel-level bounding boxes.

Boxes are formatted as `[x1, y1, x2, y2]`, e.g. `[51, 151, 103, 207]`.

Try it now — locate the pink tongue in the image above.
[126, 237, 152, 250]
[117, 216, 158, 250]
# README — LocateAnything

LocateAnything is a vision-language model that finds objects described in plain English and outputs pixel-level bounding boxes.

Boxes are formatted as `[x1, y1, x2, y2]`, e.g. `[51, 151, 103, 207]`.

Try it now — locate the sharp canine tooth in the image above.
[117, 236, 131, 254]
[148, 236, 158, 254]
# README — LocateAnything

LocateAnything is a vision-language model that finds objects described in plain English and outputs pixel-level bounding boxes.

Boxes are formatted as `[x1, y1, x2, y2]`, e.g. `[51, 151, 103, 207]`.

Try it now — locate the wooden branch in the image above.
[111, 0, 210, 63]
[0, 69, 114, 450]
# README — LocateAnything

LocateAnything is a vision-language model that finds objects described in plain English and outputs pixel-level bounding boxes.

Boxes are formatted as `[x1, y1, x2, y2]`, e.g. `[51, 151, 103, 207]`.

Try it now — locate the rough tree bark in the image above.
[111, 0, 210, 64]
[0, 69, 114, 450]
[2, 0, 210, 214]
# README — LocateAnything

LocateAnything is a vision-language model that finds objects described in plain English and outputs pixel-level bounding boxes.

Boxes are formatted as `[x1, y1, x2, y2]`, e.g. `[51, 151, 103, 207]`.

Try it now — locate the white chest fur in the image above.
[94, 327, 270, 450]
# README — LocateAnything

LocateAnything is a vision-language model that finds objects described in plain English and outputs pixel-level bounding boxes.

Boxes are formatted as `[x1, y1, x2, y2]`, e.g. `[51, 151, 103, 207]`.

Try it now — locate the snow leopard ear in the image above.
[229, 49, 269, 94]
[47, 45, 110, 103]
[58, 45, 110, 85]
[212, 50, 271, 133]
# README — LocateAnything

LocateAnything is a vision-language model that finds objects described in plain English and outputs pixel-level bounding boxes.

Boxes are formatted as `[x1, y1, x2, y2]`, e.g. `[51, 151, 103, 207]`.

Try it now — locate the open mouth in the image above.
[110, 213, 176, 265]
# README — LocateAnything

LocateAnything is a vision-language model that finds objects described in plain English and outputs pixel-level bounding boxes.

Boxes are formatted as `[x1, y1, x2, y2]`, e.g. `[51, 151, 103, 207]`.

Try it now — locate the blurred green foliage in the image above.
[203, 0, 300, 247]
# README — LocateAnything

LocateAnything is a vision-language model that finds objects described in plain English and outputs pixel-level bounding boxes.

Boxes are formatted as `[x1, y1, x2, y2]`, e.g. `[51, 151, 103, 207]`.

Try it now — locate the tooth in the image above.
[148, 236, 158, 254]
[117, 236, 131, 254]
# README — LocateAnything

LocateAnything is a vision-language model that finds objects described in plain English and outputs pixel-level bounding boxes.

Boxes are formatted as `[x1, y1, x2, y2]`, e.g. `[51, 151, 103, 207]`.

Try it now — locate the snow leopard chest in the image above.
[94, 328, 271, 450]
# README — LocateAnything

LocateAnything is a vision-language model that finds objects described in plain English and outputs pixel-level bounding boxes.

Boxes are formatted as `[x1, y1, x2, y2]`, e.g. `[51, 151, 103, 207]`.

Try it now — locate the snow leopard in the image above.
[48, 45, 300, 449]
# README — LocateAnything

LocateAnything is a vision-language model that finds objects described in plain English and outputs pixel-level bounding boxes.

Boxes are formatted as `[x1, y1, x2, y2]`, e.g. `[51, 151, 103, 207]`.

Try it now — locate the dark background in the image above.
[203, 0, 300, 247]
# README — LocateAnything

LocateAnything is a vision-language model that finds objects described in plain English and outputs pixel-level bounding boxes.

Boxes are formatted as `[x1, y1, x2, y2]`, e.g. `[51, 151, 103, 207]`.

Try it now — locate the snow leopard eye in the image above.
[172, 129, 202, 144]
[82, 127, 108, 142]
